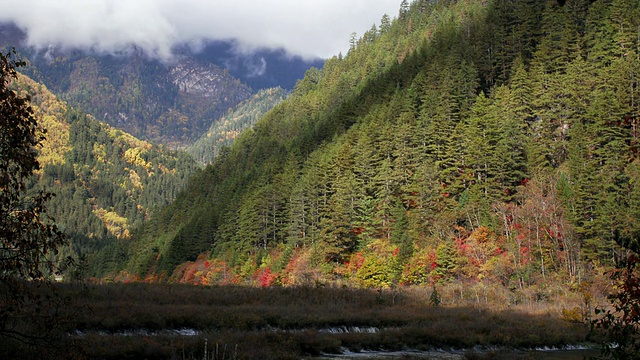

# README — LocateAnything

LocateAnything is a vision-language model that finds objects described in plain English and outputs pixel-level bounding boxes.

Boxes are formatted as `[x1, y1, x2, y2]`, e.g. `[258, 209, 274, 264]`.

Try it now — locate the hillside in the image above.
[187, 87, 288, 165]
[12, 73, 198, 275]
[105, 0, 639, 297]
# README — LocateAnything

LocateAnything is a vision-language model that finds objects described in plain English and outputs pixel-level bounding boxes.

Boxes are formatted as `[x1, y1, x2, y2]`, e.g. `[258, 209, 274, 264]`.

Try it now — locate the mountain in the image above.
[0, 23, 323, 146]
[103, 0, 639, 292]
[12, 73, 198, 276]
[187, 87, 288, 165]
[23, 48, 251, 146]
[185, 40, 325, 90]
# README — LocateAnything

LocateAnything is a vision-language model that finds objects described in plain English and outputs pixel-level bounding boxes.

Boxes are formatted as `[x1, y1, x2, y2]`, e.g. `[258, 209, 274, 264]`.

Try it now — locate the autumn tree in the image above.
[0, 50, 70, 352]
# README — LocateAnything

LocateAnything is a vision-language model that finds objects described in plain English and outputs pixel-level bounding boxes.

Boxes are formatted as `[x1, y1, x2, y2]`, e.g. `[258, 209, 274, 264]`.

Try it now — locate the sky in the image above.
[0, 0, 401, 60]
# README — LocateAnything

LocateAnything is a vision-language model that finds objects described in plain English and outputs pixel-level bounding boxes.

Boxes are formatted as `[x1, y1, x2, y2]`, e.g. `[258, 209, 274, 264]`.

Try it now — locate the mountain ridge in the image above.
[22, 48, 252, 146]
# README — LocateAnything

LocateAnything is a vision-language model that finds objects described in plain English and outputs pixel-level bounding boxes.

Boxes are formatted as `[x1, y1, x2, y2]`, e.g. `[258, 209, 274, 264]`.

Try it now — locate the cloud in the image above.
[245, 57, 267, 78]
[0, 0, 401, 60]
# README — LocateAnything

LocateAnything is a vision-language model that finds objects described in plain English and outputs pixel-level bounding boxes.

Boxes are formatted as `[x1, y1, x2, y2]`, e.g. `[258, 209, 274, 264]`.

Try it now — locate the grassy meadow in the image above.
[0, 282, 604, 359]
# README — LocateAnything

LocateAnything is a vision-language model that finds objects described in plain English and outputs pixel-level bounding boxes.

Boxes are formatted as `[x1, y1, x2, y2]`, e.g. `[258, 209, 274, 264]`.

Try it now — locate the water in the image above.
[73, 328, 201, 337]
[313, 346, 601, 359]
[320, 327, 380, 334]
[313, 349, 464, 359]
[73, 327, 602, 359]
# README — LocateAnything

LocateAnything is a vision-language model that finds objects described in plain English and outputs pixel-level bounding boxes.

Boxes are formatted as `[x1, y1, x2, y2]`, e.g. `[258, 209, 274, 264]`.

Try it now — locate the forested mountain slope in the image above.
[187, 87, 288, 165]
[105, 0, 640, 293]
[12, 74, 198, 275]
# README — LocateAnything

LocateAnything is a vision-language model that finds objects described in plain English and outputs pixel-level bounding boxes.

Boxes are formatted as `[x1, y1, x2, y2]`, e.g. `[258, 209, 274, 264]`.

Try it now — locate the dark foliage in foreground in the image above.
[0, 50, 77, 358]
[593, 232, 640, 359]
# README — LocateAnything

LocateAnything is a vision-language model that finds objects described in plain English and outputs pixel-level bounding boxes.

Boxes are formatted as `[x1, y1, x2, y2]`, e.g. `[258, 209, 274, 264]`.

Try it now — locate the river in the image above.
[313, 346, 601, 359]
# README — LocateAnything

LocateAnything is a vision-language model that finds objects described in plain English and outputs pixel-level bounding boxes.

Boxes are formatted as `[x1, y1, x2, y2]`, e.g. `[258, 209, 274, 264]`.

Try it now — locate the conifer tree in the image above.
[536, 0, 581, 74]
[492, 86, 527, 201]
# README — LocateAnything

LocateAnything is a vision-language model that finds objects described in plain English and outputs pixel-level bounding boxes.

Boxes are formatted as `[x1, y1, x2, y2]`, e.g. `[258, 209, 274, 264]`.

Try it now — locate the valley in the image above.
[1, 0, 640, 358]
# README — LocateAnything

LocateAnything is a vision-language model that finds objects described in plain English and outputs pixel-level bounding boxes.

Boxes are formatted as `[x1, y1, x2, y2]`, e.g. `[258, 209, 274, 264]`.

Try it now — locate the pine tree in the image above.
[380, 14, 392, 34]
[433, 240, 459, 282]
[535, 0, 581, 74]
[584, 0, 616, 68]
[319, 137, 361, 261]
[390, 198, 413, 266]
[491, 86, 527, 201]
[461, 92, 494, 198]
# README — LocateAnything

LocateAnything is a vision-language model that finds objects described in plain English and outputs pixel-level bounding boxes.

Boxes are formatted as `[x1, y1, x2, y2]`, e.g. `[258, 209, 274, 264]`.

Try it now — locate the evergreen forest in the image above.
[85, 0, 640, 296]
[187, 87, 288, 165]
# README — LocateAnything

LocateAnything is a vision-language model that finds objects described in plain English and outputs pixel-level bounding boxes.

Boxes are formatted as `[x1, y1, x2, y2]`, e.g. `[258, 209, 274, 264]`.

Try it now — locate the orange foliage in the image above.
[256, 268, 278, 287]
[280, 248, 323, 286]
[453, 226, 510, 281]
[168, 254, 240, 285]
[345, 252, 366, 274]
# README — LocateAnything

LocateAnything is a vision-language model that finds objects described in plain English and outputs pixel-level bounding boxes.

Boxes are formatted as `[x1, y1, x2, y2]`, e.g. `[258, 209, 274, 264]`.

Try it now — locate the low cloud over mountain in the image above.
[0, 0, 400, 60]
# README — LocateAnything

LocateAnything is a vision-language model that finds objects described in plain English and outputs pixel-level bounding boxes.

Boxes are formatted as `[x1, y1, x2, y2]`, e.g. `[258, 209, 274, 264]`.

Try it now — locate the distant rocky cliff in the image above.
[34, 51, 252, 146]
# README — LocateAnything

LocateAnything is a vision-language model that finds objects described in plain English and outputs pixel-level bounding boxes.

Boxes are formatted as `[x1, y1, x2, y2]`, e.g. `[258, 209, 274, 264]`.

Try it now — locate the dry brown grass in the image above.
[18, 282, 600, 359]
